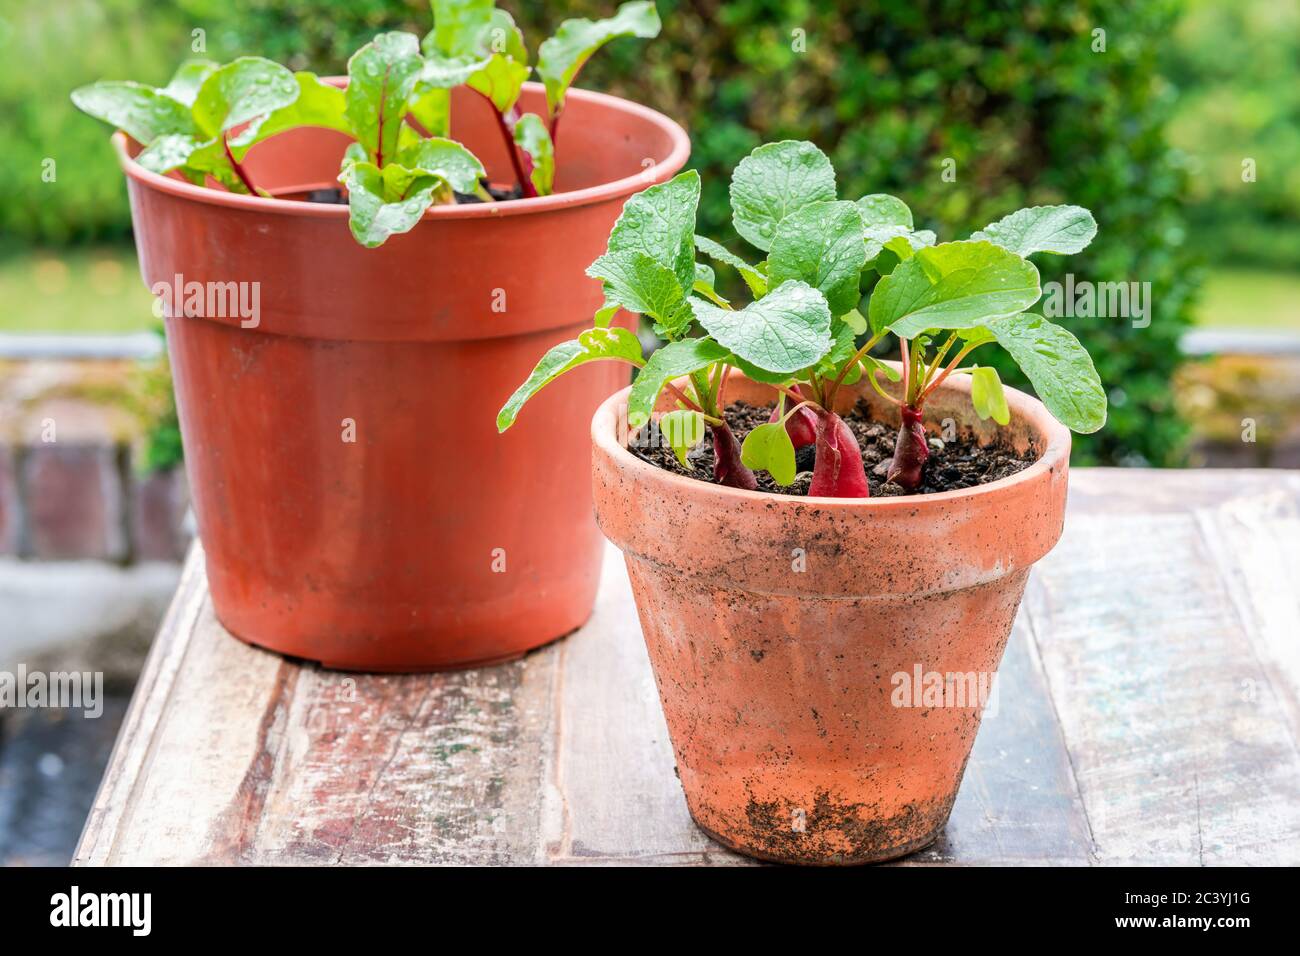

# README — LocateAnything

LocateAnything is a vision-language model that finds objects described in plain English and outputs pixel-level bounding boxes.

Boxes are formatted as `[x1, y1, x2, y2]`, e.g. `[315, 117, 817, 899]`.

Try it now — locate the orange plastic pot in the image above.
[592, 371, 1070, 864]
[115, 83, 689, 671]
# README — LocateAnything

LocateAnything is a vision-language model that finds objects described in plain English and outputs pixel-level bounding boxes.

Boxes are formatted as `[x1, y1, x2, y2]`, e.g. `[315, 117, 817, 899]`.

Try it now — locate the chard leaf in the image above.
[497, 326, 644, 432]
[537, 1, 661, 116]
[741, 422, 797, 485]
[420, 54, 492, 88]
[466, 51, 531, 113]
[628, 337, 730, 424]
[767, 200, 867, 316]
[512, 113, 555, 195]
[162, 60, 219, 107]
[586, 250, 690, 332]
[192, 57, 300, 139]
[427, 0, 496, 56]
[693, 235, 767, 297]
[136, 133, 202, 175]
[971, 205, 1098, 257]
[407, 83, 451, 137]
[970, 366, 1010, 426]
[729, 140, 836, 252]
[607, 170, 699, 294]
[988, 312, 1107, 433]
[345, 32, 424, 166]
[184, 137, 259, 192]
[869, 240, 1041, 339]
[230, 72, 350, 158]
[856, 193, 912, 229]
[659, 408, 706, 469]
[339, 160, 445, 248]
[398, 136, 486, 193]
[691, 279, 832, 375]
[70, 81, 196, 143]
[464, 10, 530, 114]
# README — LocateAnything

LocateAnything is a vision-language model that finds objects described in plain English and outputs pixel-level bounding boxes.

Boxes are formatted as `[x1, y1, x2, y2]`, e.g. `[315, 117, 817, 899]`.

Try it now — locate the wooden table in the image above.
[75, 469, 1300, 866]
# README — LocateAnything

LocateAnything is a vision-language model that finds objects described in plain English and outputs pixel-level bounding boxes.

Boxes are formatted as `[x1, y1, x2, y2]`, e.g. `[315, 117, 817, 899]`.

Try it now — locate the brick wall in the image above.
[0, 357, 190, 564]
[0, 443, 188, 563]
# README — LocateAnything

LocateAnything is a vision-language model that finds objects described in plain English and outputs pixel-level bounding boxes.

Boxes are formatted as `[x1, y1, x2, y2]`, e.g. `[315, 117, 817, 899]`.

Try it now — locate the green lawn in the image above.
[1196, 268, 1300, 330]
[0, 249, 1296, 335]
[0, 247, 156, 334]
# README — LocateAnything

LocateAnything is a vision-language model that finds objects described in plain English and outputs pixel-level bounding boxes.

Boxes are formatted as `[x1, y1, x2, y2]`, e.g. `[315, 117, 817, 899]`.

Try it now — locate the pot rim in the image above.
[111, 81, 691, 222]
[591, 366, 1073, 512]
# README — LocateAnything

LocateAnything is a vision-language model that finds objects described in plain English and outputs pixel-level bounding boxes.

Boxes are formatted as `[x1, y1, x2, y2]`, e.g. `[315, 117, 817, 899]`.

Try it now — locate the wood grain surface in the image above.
[74, 469, 1300, 866]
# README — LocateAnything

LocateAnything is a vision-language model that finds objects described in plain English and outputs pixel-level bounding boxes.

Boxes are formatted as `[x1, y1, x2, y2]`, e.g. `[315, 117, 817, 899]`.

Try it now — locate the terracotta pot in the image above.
[592, 371, 1071, 864]
[115, 83, 689, 671]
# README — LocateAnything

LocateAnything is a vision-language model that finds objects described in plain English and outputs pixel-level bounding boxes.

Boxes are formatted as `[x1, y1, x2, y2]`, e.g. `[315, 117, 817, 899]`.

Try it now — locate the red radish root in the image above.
[887, 404, 929, 491]
[809, 410, 870, 498]
[710, 423, 759, 490]
[769, 385, 818, 448]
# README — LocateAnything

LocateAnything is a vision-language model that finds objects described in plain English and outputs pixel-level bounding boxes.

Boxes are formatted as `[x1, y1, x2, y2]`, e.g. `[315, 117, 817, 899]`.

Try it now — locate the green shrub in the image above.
[180, 0, 1201, 466]
[0, 0, 189, 246]
[19, 0, 1200, 465]
[1166, 0, 1300, 269]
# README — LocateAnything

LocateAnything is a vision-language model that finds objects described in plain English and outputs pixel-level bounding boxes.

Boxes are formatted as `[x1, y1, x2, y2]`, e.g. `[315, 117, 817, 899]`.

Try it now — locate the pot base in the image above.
[693, 817, 945, 866]
[219, 616, 583, 674]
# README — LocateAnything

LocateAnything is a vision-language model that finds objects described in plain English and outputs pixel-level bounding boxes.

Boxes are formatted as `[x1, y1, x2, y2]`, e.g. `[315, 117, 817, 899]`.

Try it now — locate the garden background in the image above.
[2, 0, 1299, 468]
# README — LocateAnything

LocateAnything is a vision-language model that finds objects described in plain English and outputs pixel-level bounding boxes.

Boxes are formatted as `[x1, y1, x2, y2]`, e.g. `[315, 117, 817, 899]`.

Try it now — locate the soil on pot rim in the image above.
[630, 399, 1038, 497]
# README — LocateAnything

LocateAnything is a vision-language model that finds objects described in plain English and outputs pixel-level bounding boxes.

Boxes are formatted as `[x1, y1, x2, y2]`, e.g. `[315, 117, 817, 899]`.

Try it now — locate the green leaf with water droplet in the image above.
[856, 193, 912, 229]
[497, 326, 644, 431]
[398, 136, 486, 193]
[71, 81, 197, 143]
[988, 312, 1106, 433]
[538, 1, 661, 117]
[692, 279, 832, 374]
[870, 240, 1041, 339]
[606, 170, 700, 296]
[192, 57, 300, 139]
[729, 140, 836, 253]
[587, 250, 691, 333]
[346, 33, 424, 166]
[339, 159, 446, 247]
[768, 200, 867, 316]
[627, 337, 730, 425]
[694, 235, 767, 297]
[971, 205, 1097, 257]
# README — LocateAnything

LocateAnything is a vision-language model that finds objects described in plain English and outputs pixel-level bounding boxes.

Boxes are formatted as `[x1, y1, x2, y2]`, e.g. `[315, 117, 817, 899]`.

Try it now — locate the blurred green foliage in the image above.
[9, 0, 1215, 465]
[1167, 0, 1300, 270]
[0, 0, 190, 245]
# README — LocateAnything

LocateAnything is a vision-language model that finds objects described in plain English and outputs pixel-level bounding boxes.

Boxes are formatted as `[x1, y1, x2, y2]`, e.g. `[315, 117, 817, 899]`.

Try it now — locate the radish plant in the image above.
[71, 1, 660, 247]
[501, 140, 1107, 497]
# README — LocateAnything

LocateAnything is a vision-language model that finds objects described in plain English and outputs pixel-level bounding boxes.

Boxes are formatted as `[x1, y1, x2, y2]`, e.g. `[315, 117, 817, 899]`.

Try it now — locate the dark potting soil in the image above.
[630, 399, 1038, 497]
[304, 187, 347, 204]
[303, 184, 525, 205]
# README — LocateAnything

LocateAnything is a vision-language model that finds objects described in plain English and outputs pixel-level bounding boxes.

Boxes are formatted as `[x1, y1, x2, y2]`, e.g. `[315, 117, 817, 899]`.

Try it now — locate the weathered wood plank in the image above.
[75, 469, 1300, 866]
[1026, 468, 1300, 865]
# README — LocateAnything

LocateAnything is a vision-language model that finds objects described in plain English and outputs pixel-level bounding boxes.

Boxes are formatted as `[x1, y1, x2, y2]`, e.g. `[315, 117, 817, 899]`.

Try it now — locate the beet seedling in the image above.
[71, 1, 661, 247]
[500, 141, 1107, 497]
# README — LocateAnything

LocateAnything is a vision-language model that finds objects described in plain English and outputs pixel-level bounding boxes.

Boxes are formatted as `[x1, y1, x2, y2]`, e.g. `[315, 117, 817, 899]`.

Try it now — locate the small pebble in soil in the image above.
[630, 399, 1038, 497]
